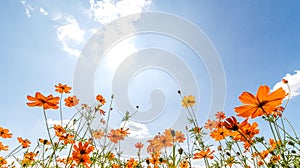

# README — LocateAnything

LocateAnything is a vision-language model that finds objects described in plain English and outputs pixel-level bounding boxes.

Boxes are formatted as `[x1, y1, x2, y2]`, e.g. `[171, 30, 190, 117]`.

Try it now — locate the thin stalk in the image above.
[43, 108, 58, 167]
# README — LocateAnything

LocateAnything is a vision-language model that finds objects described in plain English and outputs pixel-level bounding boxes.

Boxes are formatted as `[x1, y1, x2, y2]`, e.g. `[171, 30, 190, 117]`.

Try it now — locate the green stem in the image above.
[43, 108, 58, 167]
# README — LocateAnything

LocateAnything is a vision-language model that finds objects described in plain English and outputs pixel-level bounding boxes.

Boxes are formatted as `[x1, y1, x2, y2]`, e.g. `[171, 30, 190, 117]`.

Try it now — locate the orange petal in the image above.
[239, 92, 257, 104]
[266, 87, 286, 102]
[235, 105, 258, 118]
[251, 108, 264, 118]
[27, 95, 37, 101]
[256, 85, 270, 103]
[36, 92, 46, 99]
[27, 102, 42, 107]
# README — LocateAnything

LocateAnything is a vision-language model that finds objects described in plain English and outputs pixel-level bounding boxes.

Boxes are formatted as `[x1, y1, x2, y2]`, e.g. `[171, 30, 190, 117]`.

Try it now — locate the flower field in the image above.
[0, 79, 300, 168]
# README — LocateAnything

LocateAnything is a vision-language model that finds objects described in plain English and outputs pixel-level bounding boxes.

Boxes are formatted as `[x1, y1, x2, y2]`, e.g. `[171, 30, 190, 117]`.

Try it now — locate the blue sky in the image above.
[1, 0, 300, 158]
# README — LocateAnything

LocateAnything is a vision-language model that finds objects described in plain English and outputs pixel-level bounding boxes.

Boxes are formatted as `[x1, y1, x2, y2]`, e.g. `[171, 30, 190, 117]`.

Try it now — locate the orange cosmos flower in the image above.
[147, 133, 173, 153]
[224, 116, 248, 131]
[0, 156, 7, 167]
[269, 138, 282, 151]
[0, 142, 9, 151]
[59, 133, 75, 145]
[174, 131, 186, 143]
[181, 95, 196, 108]
[64, 96, 79, 107]
[210, 127, 230, 141]
[27, 92, 60, 110]
[55, 83, 72, 94]
[116, 128, 130, 138]
[234, 85, 286, 118]
[96, 94, 106, 105]
[163, 129, 186, 143]
[147, 138, 159, 153]
[204, 119, 217, 130]
[229, 120, 259, 142]
[148, 152, 162, 167]
[0, 127, 12, 138]
[164, 128, 184, 143]
[240, 122, 259, 139]
[155, 135, 173, 149]
[54, 124, 66, 136]
[215, 111, 226, 120]
[126, 158, 138, 168]
[107, 129, 123, 143]
[72, 142, 94, 168]
[92, 130, 104, 139]
[17, 137, 31, 148]
[22, 152, 37, 166]
[194, 148, 215, 159]
[135, 142, 144, 150]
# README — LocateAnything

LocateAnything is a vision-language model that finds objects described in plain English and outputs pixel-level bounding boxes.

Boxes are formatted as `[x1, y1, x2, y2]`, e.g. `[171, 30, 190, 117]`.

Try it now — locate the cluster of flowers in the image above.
[0, 79, 299, 167]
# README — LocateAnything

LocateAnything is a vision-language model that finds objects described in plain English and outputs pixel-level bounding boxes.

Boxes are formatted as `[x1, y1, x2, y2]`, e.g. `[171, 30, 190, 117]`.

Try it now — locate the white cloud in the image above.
[55, 16, 86, 57]
[52, 13, 63, 21]
[88, 0, 151, 25]
[273, 70, 300, 99]
[122, 120, 151, 138]
[20, 0, 34, 18]
[39, 7, 48, 16]
[20, 0, 151, 58]
[20, 0, 49, 18]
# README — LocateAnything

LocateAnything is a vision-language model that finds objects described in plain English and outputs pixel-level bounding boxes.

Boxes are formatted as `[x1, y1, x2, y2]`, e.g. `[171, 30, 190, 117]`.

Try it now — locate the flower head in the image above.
[224, 116, 248, 131]
[64, 95, 79, 107]
[0, 142, 9, 151]
[210, 127, 230, 141]
[215, 111, 226, 120]
[204, 119, 217, 130]
[17, 137, 31, 148]
[0, 156, 7, 167]
[54, 124, 66, 136]
[107, 129, 124, 143]
[0, 127, 12, 138]
[135, 142, 144, 150]
[92, 130, 104, 139]
[22, 152, 37, 166]
[234, 85, 286, 118]
[72, 142, 94, 168]
[96, 94, 106, 105]
[59, 133, 75, 145]
[27, 92, 60, 110]
[194, 148, 215, 159]
[55, 83, 71, 94]
[181, 95, 195, 108]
